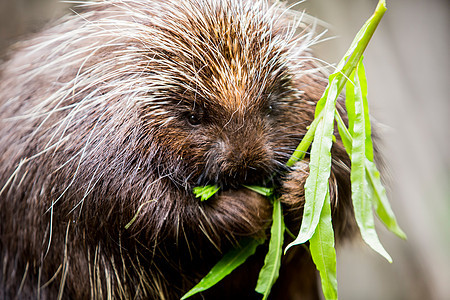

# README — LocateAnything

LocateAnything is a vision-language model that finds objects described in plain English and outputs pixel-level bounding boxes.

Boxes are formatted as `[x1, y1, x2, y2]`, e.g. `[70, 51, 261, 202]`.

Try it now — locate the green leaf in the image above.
[357, 61, 375, 162]
[315, 0, 387, 119]
[285, 77, 338, 252]
[286, 116, 320, 168]
[309, 190, 338, 300]
[255, 198, 285, 299]
[337, 109, 406, 240]
[366, 160, 407, 239]
[193, 185, 220, 201]
[180, 238, 264, 300]
[287, 0, 388, 251]
[335, 111, 353, 153]
[345, 70, 356, 137]
[349, 60, 392, 263]
[243, 185, 274, 197]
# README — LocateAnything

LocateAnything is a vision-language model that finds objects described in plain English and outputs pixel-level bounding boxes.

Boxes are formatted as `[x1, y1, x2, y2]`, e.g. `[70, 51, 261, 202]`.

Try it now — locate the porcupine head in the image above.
[0, 0, 354, 298]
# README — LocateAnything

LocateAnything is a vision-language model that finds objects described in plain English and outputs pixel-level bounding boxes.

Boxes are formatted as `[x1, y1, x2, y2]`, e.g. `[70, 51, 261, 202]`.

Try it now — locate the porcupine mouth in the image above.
[197, 167, 285, 193]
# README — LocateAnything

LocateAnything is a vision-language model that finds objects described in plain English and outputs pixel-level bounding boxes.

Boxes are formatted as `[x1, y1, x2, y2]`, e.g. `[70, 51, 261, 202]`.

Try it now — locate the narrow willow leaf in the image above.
[336, 111, 406, 240]
[356, 58, 404, 238]
[255, 198, 285, 299]
[309, 191, 338, 300]
[193, 185, 220, 201]
[366, 160, 407, 239]
[243, 185, 273, 197]
[286, 116, 320, 167]
[315, 78, 333, 118]
[345, 70, 356, 137]
[349, 62, 392, 263]
[315, 0, 387, 117]
[335, 111, 353, 154]
[357, 61, 375, 162]
[288, 0, 387, 249]
[286, 79, 339, 252]
[181, 238, 264, 300]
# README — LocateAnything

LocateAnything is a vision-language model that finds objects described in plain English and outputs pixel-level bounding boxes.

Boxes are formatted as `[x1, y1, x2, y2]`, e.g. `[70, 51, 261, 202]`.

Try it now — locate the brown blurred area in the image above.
[1, 0, 449, 299]
[0, 0, 70, 57]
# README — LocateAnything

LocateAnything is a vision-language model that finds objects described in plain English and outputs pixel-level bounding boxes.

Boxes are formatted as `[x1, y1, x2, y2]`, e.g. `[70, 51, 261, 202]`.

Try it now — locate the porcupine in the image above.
[0, 0, 357, 299]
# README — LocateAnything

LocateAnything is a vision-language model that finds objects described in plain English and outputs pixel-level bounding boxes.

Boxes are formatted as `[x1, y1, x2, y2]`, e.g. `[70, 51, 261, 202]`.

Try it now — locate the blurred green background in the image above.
[1, 0, 448, 299]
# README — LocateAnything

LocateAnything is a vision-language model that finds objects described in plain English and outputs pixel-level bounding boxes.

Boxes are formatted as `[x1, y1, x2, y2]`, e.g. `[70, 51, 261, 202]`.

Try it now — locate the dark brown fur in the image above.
[0, 1, 355, 299]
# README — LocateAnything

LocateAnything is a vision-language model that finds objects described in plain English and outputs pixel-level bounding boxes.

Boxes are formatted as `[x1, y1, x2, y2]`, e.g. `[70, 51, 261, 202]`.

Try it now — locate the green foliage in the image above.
[255, 198, 285, 299]
[193, 185, 220, 201]
[309, 191, 337, 300]
[183, 1, 406, 299]
[243, 185, 274, 197]
[347, 59, 391, 262]
[180, 238, 264, 300]
[286, 116, 319, 167]
[285, 75, 338, 252]
[366, 160, 407, 239]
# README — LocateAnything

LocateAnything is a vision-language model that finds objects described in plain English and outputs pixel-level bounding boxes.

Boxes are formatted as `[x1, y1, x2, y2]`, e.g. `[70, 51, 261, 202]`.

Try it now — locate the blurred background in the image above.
[0, 0, 448, 299]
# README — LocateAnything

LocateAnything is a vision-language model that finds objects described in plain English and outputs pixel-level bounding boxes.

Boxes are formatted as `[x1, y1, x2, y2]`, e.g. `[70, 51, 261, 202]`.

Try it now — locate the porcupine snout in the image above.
[204, 114, 276, 189]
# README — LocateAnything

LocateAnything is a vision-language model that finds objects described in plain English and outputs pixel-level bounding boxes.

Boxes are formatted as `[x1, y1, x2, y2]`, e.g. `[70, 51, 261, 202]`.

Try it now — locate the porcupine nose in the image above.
[220, 129, 272, 187]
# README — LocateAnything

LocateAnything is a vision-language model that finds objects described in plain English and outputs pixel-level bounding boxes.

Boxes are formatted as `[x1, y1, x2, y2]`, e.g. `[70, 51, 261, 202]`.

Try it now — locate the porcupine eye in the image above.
[264, 101, 275, 117]
[186, 111, 201, 126]
[267, 105, 273, 116]
[265, 93, 278, 117]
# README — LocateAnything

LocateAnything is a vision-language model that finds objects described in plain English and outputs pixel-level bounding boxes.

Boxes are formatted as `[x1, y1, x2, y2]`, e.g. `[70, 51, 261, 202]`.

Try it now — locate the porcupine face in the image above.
[148, 62, 295, 190]
[0, 0, 322, 253]
[139, 0, 312, 190]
